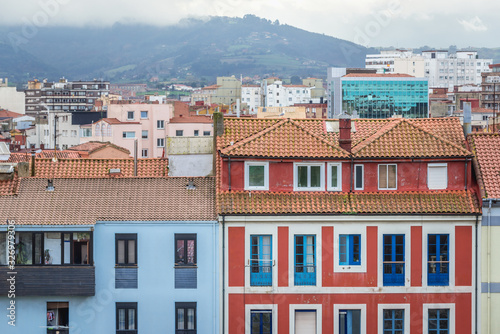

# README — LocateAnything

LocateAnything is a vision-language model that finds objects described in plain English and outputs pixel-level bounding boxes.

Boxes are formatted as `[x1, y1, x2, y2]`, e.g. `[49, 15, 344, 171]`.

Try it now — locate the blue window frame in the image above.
[294, 235, 316, 286]
[251, 310, 272, 334]
[383, 234, 405, 286]
[428, 309, 449, 334]
[428, 234, 449, 286]
[383, 309, 404, 334]
[250, 235, 272, 286]
[339, 309, 361, 334]
[339, 235, 361, 266]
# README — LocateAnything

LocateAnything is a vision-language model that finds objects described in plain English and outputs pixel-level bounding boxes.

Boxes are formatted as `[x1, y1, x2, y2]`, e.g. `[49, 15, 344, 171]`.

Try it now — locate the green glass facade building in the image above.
[341, 78, 429, 118]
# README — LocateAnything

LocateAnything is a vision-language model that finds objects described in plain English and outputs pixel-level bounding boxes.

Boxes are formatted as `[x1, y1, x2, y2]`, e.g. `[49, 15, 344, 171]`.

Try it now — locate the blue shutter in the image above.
[428, 234, 449, 286]
[294, 235, 316, 285]
[250, 236, 272, 286]
[339, 235, 361, 266]
[383, 235, 405, 286]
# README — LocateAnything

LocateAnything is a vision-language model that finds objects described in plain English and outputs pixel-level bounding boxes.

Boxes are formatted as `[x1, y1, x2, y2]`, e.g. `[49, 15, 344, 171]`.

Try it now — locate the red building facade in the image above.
[216, 116, 481, 334]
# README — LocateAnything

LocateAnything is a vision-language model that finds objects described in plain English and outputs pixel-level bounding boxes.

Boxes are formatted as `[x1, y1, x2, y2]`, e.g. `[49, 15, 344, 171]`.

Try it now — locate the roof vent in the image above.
[109, 168, 121, 175]
[46, 179, 54, 192]
[186, 179, 196, 190]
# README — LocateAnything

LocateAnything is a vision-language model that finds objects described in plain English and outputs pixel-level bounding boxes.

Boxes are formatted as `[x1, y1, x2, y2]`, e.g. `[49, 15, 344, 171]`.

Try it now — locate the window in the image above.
[175, 234, 196, 266]
[327, 163, 342, 191]
[194, 130, 199, 136]
[339, 309, 361, 334]
[176, 302, 196, 334]
[95, 124, 101, 137]
[115, 234, 137, 266]
[295, 310, 317, 334]
[140, 111, 148, 119]
[157, 120, 165, 129]
[47, 302, 69, 333]
[428, 309, 449, 334]
[428, 163, 447, 190]
[81, 128, 92, 137]
[141, 149, 148, 158]
[294, 235, 316, 285]
[383, 309, 404, 334]
[378, 164, 397, 190]
[116, 302, 137, 334]
[245, 162, 269, 191]
[339, 235, 360, 266]
[294, 163, 324, 191]
[251, 310, 272, 334]
[250, 235, 272, 286]
[428, 234, 449, 286]
[127, 111, 134, 120]
[383, 234, 405, 286]
[123, 131, 135, 139]
[176, 130, 184, 136]
[142, 130, 148, 139]
[354, 165, 364, 190]
[203, 131, 211, 136]
[157, 138, 165, 147]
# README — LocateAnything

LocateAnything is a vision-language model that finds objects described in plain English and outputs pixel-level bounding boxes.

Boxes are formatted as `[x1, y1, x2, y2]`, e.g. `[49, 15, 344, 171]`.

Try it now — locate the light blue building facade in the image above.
[0, 176, 218, 334]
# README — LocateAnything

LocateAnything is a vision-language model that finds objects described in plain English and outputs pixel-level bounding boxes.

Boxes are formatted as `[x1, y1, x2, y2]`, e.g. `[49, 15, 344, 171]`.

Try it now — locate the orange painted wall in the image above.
[411, 226, 423, 287]
[278, 226, 289, 287]
[455, 226, 472, 286]
[228, 227, 245, 287]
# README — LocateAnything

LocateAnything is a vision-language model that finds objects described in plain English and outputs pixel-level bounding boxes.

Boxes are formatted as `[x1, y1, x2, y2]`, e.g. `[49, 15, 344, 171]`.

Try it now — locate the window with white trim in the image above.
[339, 234, 360, 266]
[428, 163, 447, 190]
[294, 163, 324, 191]
[354, 165, 364, 190]
[157, 138, 165, 147]
[245, 162, 269, 191]
[157, 120, 165, 129]
[327, 163, 342, 191]
[122, 131, 135, 139]
[339, 309, 361, 334]
[378, 164, 397, 190]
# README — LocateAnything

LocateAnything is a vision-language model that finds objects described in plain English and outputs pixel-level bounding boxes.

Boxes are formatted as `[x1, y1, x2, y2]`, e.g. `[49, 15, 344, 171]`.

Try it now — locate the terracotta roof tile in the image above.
[468, 133, 500, 199]
[0, 174, 19, 196]
[34, 158, 168, 178]
[7, 151, 82, 163]
[221, 119, 349, 158]
[218, 190, 479, 215]
[0, 110, 23, 118]
[0, 177, 216, 225]
[68, 142, 130, 154]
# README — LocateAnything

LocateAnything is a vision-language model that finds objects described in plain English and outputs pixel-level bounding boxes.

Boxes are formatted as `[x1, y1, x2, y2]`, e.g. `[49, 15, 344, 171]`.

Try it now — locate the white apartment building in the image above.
[0, 78, 25, 115]
[423, 50, 492, 87]
[26, 112, 81, 150]
[241, 85, 261, 113]
[366, 50, 492, 88]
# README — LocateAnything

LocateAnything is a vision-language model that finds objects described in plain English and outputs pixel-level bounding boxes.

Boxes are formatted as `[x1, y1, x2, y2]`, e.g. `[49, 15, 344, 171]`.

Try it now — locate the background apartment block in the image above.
[0, 78, 25, 115]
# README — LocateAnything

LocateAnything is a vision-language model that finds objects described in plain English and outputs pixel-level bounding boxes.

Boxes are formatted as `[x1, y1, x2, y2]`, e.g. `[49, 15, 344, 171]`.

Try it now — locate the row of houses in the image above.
[0, 115, 499, 333]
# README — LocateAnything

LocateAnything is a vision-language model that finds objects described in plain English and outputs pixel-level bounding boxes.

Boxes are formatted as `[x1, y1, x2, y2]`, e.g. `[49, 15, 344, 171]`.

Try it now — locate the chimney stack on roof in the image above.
[339, 115, 352, 153]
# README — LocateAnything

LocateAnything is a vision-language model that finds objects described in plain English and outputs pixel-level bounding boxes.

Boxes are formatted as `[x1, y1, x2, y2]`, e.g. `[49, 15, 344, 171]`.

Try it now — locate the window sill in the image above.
[174, 265, 198, 269]
[115, 265, 138, 268]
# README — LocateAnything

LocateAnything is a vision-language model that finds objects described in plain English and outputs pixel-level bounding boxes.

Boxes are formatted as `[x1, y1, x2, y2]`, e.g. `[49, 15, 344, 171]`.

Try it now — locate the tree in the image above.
[290, 75, 302, 85]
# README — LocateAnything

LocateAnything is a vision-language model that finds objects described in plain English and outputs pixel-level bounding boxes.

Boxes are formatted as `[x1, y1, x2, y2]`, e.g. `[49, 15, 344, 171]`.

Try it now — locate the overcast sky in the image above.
[0, 0, 498, 48]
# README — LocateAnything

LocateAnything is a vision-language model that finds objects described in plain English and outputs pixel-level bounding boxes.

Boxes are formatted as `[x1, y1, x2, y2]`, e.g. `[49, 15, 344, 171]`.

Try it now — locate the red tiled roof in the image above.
[33, 158, 168, 178]
[343, 73, 414, 78]
[101, 118, 141, 125]
[0, 174, 19, 196]
[218, 190, 479, 215]
[219, 117, 469, 159]
[468, 133, 500, 199]
[169, 116, 213, 124]
[68, 142, 130, 154]
[221, 119, 349, 158]
[0, 177, 216, 225]
[7, 151, 82, 163]
[0, 110, 23, 118]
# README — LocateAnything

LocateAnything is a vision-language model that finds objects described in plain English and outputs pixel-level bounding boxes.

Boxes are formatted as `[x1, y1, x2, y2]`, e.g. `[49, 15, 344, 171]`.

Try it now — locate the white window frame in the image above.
[378, 164, 397, 190]
[327, 163, 342, 191]
[293, 162, 325, 191]
[290, 304, 322, 334]
[122, 131, 135, 139]
[141, 149, 148, 158]
[354, 164, 364, 190]
[427, 163, 448, 190]
[127, 111, 134, 120]
[422, 303, 455, 334]
[378, 304, 410, 334]
[333, 304, 366, 334]
[140, 110, 148, 119]
[334, 225, 367, 273]
[141, 130, 148, 139]
[245, 304, 278, 334]
[157, 120, 165, 129]
[157, 138, 165, 147]
[245, 161, 269, 191]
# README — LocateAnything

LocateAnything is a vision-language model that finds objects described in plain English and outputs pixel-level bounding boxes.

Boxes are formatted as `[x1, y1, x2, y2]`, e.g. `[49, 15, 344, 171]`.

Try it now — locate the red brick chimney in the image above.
[339, 116, 351, 153]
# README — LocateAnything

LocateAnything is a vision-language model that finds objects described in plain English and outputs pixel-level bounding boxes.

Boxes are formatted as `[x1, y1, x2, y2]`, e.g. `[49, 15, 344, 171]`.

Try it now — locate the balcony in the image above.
[294, 265, 316, 286]
[250, 263, 272, 286]
[0, 266, 95, 296]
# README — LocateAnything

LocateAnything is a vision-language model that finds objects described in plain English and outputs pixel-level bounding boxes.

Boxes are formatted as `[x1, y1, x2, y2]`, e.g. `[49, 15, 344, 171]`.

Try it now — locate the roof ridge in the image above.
[352, 119, 404, 153]
[222, 119, 288, 154]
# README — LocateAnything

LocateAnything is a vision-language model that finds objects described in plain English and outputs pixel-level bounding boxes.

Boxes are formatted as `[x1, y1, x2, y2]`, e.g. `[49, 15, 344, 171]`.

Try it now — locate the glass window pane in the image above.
[35, 233, 43, 265]
[16, 233, 32, 265]
[388, 165, 397, 188]
[176, 240, 185, 264]
[355, 166, 363, 188]
[177, 308, 185, 329]
[0, 233, 7, 265]
[118, 309, 126, 330]
[331, 165, 338, 188]
[117, 240, 125, 264]
[298, 166, 308, 187]
[310, 166, 321, 187]
[44, 233, 61, 265]
[379, 165, 387, 188]
[187, 308, 195, 329]
[187, 239, 195, 264]
[249, 165, 265, 187]
[127, 240, 135, 264]
[63, 234, 71, 264]
[128, 308, 135, 330]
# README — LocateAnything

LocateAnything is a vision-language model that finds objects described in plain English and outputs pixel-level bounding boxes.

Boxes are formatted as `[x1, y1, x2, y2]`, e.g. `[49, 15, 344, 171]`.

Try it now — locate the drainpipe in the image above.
[134, 139, 138, 176]
[222, 215, 226, 334]
[475, 214, 478, 334]
[350, 157, 354, 192]
[465, 159, 468, 191]
[487, 199, 492, 334]
[228, 158, 231, 191]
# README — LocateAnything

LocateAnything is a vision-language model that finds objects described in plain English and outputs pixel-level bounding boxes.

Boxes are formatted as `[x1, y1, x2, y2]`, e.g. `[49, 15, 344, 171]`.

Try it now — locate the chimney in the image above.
[463, 102, 472, 136]
[339, 115, 352, 153]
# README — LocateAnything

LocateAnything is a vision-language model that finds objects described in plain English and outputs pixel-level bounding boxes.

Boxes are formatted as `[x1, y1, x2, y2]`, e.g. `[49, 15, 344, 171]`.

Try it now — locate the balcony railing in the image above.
[294, 265, 316, 286]
[383, 262, 405, 286]
[250, 263, 272, 286]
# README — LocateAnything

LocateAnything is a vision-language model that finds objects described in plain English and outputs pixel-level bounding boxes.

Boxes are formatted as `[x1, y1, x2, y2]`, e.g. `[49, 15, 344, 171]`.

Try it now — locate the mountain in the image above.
[0, 15, 375, 84]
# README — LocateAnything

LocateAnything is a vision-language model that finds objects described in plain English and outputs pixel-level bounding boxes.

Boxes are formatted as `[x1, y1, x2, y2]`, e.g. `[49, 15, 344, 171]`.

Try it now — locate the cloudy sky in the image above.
[0, 0, 498, 48]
